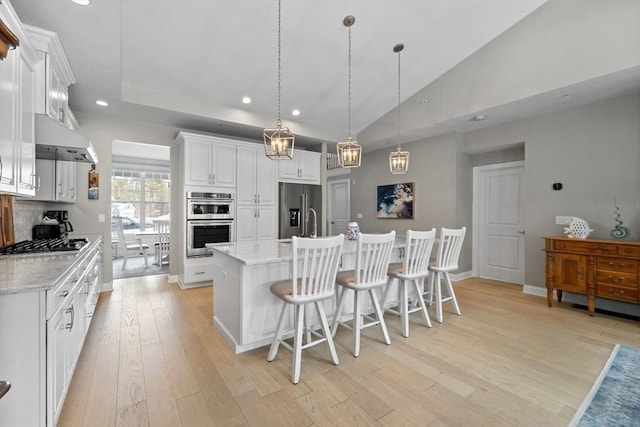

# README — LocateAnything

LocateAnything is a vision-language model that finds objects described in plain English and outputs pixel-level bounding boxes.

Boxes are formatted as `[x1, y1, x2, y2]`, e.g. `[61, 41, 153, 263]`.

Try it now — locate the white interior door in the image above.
[328, 179, 349, 236]
[474, 162, 525, 284]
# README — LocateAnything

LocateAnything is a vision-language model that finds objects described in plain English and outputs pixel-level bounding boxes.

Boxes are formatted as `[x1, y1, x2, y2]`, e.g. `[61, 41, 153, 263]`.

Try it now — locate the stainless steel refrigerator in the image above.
[279, 183, 323, 239]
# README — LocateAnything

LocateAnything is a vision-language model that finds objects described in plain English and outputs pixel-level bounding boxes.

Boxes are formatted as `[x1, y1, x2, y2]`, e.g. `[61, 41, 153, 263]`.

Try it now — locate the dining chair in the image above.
[114, 217, 149, 270]
[383, 229, 436, 338]
[267, 234, 344, 384]
[425, 227, 466, 323]
[154, 220, 170, 266]
[331, 231, 395, 357]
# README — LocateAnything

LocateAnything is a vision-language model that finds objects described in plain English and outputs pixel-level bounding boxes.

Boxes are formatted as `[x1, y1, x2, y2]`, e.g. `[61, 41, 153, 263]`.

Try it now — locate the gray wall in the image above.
[463, 92, 640, 289]
[56, 113, 179, 285]
[349, 132, 474, 272]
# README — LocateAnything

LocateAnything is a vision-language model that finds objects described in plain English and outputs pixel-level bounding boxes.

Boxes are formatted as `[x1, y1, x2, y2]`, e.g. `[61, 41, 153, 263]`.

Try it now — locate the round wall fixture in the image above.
[552, 182, 563, 191]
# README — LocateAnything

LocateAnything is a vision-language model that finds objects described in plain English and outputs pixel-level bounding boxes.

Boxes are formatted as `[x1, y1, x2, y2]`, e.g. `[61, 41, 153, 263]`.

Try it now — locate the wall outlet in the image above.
[356, 213, 363, 219]
[555, 216, 572, 225]
[98, 213, 105, 223]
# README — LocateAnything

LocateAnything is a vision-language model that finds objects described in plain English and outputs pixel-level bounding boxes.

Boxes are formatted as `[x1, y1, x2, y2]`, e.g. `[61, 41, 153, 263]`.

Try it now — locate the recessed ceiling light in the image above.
[292, 109, 300, 116]
[95, 100, 108, 107]
[72, 0, 91, 5]
[242, 96, 251, 104]
[471, 115, 486, 122]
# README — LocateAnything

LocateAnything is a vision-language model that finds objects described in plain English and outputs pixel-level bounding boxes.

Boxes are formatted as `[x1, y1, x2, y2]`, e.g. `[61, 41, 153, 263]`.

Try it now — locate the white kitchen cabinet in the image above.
[56, 160, 77, 202]
[278, 150, 321, 184]
[179, 133, 236, 188]
[236, 205, 278, 242]
[0, 2, 37, 197]
[237, 145, 277, 205]
[28, 158, 77, 202]
[25, 24, 76, 128]
[0, 236, 103, 427]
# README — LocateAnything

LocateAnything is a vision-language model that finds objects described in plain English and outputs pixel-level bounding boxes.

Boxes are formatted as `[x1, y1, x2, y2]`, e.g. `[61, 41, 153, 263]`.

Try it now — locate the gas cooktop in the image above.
[0, 238, 89, 255]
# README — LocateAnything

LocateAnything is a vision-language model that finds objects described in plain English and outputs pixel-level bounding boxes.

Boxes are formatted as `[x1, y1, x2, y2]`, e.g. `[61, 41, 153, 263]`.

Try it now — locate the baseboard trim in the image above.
[101, 281, 113, 292]
[168, 274, 179, 284]
[523, 285, 547, 298]
[451, 270, 473, 281]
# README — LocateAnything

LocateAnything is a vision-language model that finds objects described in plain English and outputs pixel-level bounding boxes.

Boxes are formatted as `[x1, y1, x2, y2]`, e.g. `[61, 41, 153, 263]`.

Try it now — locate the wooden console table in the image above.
[544, 236, 640, 316]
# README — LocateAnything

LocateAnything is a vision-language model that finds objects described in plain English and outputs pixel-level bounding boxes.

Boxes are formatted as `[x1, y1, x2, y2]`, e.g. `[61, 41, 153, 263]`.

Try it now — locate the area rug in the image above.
[569, 344, 640, 426]
[112, 255, 168, 280]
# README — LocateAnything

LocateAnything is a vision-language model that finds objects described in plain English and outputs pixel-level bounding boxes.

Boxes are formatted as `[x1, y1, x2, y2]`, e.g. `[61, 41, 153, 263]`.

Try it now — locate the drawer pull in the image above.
[608, 288, 625, 296]
[607, 262, 626, 268]
[607, 275, 624, 283]
[557, 243, 565, 249]
[194, 271, 205, 275]
[598, 246, 612, 252]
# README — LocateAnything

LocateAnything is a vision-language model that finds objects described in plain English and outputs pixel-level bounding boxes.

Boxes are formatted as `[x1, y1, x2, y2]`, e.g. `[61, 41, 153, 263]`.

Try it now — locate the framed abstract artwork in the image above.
[377, 182, 414, 219]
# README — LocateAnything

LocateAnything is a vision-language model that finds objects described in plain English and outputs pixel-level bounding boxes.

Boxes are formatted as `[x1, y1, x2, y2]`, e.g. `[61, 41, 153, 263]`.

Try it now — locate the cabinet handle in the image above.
[598, 246, 611, 252]
[194, 271, 205, 275]
[609, 288, 625, 296]
[608, 262, 626, 269]
[59, 108, 65, 123]
[622, 248, 633, 254]
[65, 304, 75, 331]
[212, 173, 216, 184]
[557, 243, 565, 249]
[607, 275, 624, 283]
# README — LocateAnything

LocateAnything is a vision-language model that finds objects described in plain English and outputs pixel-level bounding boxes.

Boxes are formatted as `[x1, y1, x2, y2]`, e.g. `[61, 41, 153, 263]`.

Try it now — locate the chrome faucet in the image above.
[306, 208, 317, 238]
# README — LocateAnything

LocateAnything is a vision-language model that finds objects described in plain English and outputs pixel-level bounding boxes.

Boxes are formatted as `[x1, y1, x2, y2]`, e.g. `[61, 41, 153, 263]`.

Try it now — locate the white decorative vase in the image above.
[346, 222, 360, 240]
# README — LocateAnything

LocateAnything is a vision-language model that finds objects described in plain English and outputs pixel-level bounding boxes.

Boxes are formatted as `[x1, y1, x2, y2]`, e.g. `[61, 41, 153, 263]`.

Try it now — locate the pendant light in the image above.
[263, 0, 294, 160]
[389, 43, 409, 174]
[336, 15, 362, 168]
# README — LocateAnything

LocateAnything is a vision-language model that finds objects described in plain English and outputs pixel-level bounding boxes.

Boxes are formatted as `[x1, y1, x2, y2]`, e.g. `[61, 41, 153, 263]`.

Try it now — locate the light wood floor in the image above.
[58, 276, 640, 427]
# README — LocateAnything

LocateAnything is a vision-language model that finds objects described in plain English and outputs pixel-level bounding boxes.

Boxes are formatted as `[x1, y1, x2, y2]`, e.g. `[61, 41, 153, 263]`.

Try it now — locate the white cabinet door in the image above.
[237, 145, 277, 204]
[236, 205, 258, 241]
[47, 305, 69, 427]
[56, 160, 76, 202]
[236, 146, 257, 204]
[256, 153, 277, 204]
[256, 205, 278, 240]
[0, 47, 17, 194]
[17, 53, 36, 196]
[277, 157, 299, 181]
[211, 142, 236, 187]
[31, 158, 55, 201]
[298, 152, 320, 184]
[185, 138, 212, 186]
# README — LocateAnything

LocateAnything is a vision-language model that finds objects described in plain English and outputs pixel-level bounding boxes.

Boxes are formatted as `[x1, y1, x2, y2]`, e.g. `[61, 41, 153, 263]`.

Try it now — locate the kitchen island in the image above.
[207, 236, 406, 353]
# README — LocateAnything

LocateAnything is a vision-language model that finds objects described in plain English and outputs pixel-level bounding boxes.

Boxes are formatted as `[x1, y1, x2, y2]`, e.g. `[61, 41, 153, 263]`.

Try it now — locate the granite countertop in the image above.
[0, 234, 102, 296]
[207, 235, 407, 266]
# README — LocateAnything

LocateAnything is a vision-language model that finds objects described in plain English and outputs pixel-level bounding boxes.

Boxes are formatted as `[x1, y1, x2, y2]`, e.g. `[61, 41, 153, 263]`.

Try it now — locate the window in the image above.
[111, 168, 170, 233]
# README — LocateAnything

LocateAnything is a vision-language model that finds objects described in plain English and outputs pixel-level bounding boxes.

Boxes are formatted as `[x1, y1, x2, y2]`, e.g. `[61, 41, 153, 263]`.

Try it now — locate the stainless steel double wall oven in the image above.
[186, 191, 234, 257]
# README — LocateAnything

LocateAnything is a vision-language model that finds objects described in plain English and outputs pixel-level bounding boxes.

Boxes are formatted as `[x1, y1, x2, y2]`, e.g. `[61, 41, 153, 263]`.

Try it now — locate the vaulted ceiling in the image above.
[14, 0, 639, 154]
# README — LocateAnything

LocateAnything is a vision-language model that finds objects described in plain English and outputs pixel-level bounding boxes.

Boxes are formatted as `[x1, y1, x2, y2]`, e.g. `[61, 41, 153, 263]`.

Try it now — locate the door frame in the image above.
[472, 160, 525, 281]
[327, 178, 350, 236]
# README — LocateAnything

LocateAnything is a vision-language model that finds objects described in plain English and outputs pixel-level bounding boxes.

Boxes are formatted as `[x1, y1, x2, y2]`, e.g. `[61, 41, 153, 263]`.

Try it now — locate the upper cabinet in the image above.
[0, 0, 38, 197]
[24, 24, 78, 129]
[278, 150, 321, 184]
[236, 145, 277, 205]
[177, 132, 237, 188]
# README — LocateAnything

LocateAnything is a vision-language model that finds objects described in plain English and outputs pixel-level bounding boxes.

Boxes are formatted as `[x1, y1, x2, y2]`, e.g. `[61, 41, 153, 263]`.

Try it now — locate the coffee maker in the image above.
[45, 210, 74, 234]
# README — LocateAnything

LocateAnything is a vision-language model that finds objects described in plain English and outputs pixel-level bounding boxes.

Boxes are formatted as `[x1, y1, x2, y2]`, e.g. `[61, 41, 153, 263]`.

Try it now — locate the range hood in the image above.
[35, 114, 99, 164]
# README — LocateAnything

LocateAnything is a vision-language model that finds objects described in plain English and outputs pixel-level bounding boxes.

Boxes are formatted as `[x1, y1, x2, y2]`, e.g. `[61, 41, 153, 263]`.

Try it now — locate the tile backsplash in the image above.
[13, 200, 48, 242]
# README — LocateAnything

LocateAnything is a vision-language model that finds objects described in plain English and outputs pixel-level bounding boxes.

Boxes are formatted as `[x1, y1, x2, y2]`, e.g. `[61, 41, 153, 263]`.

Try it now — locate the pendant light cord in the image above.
[397, 47, 401, 147]
[347, 23, 352, 139]
[277, 0, 282, 121]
